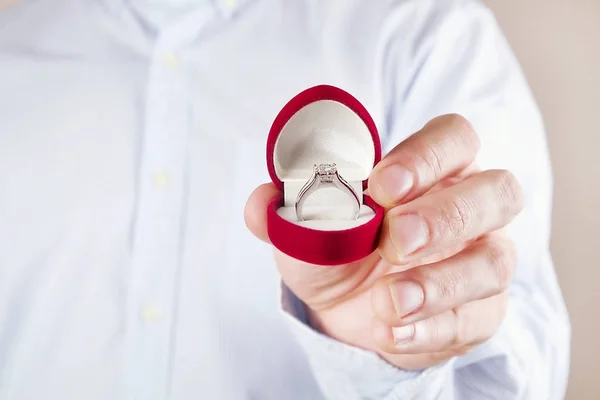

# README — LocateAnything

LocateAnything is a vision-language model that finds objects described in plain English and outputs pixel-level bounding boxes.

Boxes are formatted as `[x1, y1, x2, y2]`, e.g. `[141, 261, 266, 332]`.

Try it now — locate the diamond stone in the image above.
[315, 163, 337, 182]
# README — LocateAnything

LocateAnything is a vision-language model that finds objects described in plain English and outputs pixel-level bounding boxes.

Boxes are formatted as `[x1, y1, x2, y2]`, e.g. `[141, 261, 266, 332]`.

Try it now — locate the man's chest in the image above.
[0, 44, 300, 323]
[0, 5, 388, 395]
[0, 51, 328, 399]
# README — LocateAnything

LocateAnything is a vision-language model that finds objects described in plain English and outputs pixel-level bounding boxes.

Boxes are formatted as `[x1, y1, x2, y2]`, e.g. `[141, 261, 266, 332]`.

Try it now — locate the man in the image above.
[0, 0, 570, 399]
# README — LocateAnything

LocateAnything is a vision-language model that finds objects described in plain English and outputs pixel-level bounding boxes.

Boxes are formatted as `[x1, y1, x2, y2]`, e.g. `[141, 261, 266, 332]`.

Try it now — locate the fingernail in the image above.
[389, 280, 424, 317]
[392, 325, 415, 344]
[377, 165, 414, 202]
[389, 214, 429, 259]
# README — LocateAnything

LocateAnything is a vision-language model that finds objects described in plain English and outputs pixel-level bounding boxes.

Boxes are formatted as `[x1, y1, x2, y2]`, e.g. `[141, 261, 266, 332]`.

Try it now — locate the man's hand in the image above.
[245, 114, 523, 371]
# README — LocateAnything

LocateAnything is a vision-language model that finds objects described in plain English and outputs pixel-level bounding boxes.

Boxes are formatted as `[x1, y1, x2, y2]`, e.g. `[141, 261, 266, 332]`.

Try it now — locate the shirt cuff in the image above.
[279, 283, 456, 400]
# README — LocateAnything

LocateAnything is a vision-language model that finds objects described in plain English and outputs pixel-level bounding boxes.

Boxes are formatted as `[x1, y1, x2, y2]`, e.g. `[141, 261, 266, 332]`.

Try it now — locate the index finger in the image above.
[368, 114, 480, 208]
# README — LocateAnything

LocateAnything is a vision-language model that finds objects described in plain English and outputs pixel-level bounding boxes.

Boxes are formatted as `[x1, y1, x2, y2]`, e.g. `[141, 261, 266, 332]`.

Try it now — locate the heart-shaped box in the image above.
[266, 85, 384, 266]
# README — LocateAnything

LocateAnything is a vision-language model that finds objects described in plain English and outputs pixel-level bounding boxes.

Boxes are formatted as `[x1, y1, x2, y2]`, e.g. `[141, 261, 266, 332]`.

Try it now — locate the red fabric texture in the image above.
[267, 195, 384, 266]
[265, 84, 384, 266]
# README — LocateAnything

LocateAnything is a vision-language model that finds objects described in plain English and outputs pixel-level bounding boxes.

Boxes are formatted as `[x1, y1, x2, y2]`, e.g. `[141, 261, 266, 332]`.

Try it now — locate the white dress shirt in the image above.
[0, 0, 570, 399]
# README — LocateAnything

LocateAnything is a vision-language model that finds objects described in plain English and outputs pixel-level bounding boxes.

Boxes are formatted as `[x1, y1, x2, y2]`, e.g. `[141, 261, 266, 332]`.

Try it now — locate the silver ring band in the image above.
[295, 163, 361, 222]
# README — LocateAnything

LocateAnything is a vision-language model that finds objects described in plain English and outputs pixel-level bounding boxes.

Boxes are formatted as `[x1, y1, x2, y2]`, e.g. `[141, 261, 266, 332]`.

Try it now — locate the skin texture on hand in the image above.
[245, 114, 523, 371]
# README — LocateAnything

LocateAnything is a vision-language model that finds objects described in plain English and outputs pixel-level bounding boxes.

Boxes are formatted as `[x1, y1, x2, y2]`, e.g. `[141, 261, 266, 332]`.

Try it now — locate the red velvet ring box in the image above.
[266, 85, 384, 266]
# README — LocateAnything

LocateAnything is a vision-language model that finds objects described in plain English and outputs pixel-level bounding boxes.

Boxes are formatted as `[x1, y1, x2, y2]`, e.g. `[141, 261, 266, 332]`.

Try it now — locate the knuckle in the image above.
[414, 114, 480, 182]
[491, 169, 525, 217]
[415, 140, 445, 179]
[435, 268, 465, 303]
[428, 315, 447, 347]
[484, 240, 517, 292]
[445, 114, 480, 150]
[450, 308, 468, 347]
[444, 195, 475, 238]
[448, 295, 509, 350]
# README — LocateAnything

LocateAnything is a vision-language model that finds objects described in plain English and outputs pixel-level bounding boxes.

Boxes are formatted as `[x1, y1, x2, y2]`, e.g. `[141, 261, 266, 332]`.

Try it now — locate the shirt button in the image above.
[141, 306, 163, 322]
[153, 172, 170, 189]
[162, 52, 180, 69]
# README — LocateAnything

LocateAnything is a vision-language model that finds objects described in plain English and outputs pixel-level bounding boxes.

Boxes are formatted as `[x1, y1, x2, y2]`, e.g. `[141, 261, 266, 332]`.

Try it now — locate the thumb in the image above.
[244, 183, 281, 243]
[245, 183, 388, 313]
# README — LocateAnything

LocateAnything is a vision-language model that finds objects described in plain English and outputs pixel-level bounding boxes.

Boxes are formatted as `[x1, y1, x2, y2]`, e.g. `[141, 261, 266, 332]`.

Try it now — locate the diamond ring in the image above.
[295, 163, 361, 222]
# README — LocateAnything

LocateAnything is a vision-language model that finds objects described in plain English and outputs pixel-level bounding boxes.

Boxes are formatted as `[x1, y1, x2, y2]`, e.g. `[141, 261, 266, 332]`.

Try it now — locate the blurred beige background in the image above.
[483, 1, 600, 399]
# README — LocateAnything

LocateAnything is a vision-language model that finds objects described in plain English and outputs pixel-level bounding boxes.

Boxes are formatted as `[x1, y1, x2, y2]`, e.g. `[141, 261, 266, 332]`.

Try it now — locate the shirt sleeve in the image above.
[279, 1, 571, 399]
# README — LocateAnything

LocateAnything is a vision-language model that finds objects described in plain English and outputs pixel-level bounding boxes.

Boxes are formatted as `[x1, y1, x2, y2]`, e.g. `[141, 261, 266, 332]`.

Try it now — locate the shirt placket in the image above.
[124, 14, 211, 400]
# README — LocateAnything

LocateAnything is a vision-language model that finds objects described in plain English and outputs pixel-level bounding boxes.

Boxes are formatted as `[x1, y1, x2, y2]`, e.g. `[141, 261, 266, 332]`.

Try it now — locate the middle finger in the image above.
[378, 169, 523, 266]
[371, 231, 516, 327]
